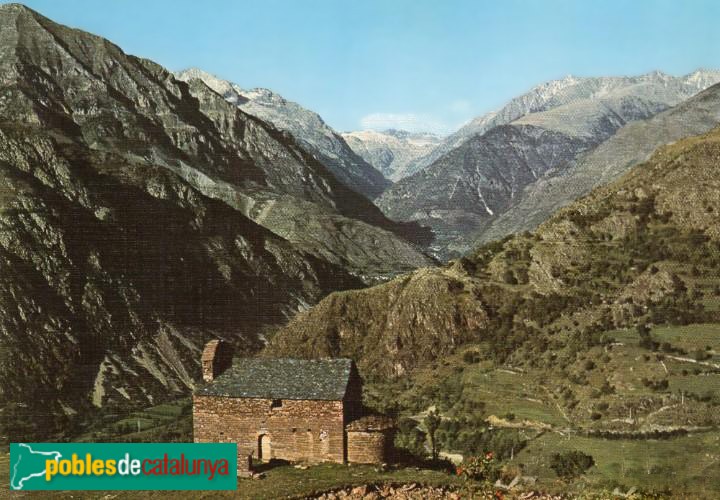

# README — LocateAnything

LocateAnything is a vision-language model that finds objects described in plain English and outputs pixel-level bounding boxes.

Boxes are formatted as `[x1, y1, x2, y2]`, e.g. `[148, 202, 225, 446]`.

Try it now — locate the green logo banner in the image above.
[10, 443, 237, 490]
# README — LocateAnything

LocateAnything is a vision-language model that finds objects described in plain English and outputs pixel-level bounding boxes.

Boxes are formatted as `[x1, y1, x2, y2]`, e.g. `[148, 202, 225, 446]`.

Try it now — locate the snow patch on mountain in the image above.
[342, 129, 442, 181]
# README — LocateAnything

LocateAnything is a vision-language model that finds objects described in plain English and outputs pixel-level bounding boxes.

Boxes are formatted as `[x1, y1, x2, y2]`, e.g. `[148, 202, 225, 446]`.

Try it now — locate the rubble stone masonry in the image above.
[346, 416, 395, 464]
[346, 430, 392, 464]
[193, 395, 346, 469]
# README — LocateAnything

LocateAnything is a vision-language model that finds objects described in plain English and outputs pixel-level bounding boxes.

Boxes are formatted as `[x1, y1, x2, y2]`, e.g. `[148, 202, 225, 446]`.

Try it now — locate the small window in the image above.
[270, 399, 282, 409]
[291, 427, 297, 433]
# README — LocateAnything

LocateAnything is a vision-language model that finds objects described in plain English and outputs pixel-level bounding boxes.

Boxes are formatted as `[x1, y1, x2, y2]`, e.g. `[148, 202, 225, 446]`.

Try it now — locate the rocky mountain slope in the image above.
[341, 129, 442, 181]
[269, 122, 720, 398]
[8, 5, 432, 280]
[175, 68, 391, 199]
[478, 80, 720, 244]
[377, 71, 720, 258]
[0, 3, 428, 437]
[172, 69, 433, 276]
[0, 125, 358, 428]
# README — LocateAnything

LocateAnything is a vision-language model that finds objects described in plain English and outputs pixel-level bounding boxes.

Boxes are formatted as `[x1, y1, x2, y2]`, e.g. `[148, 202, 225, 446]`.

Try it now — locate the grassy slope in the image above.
[517, 430, 720, 497]
[361, 319, 720, 496]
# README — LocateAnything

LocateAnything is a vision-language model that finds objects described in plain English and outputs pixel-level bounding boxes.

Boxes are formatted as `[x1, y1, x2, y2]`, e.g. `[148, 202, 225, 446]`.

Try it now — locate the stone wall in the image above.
[193, 395, 346, 468]
[346, 429, 394, 464]
[201, 340, 233, 382]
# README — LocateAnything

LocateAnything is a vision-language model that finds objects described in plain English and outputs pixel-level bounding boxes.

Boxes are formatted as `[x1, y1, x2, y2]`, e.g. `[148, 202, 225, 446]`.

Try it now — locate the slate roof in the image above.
[196, 358, 356, 401]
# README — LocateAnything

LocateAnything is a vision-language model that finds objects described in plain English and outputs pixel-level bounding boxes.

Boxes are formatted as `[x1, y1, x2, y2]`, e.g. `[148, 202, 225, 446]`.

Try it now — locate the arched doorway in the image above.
[258, 434, 271, 461]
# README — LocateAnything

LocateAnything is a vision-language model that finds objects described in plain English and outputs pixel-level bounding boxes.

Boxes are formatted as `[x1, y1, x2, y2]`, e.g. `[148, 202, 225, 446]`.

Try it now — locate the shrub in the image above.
[456, 428, 526, 460]
[693, 349, 711, 361]
[456, 452, 499, 482]
[394, 417, 427, 458]
[463, 350, 481, 364]
[641, 378, 669, 391]
[550, 450, 595, 479]
[502, 269, 518, 285]
[516, 267, 529, 284]
[599, 380, 615, 395]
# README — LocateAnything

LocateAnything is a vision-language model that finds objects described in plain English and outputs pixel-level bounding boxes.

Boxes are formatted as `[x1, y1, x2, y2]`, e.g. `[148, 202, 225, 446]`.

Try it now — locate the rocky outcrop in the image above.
[312, 484, 463, 500]
[311, 483, 563, 499]
[266, 266, 494, 378]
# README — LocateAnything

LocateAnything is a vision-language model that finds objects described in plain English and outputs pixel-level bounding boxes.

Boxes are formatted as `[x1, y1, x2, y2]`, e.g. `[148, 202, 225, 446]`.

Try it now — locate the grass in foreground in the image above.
[0, 456, 461, 499]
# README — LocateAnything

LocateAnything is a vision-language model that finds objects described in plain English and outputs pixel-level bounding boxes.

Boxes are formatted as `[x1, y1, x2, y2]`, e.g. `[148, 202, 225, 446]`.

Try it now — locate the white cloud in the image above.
[359, 112, 452, 135]
[447, 99, 472, 114]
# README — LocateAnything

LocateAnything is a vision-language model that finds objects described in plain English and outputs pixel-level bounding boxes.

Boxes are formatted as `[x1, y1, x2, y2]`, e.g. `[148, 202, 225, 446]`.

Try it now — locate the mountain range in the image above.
[403, 70, 720, 174]
[375, 70, 720, 257]
[477, 76, 720, 245]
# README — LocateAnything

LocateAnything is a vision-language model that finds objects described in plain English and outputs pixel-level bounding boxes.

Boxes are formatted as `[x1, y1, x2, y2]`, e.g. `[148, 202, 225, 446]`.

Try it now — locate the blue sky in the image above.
[7, 0, 720, 134]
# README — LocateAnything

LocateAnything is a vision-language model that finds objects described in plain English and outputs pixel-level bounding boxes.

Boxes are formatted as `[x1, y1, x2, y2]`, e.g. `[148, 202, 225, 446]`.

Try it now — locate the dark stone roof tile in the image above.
[196, 358, 355, 400]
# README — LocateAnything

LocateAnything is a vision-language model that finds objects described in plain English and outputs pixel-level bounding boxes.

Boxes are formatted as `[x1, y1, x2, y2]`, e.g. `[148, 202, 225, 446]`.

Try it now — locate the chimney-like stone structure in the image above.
[201, 339, 234, 382]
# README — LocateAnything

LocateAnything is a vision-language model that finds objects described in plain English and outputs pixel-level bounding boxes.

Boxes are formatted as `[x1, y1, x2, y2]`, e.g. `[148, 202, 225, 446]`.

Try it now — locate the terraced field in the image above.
[461, 367, 569, 427]
[610, 324, 720, 360]
[516, 430, 720, 497]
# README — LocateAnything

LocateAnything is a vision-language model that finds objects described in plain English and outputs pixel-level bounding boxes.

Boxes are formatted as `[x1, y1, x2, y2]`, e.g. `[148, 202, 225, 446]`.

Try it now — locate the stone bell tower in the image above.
[201, 339, 234, 382]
